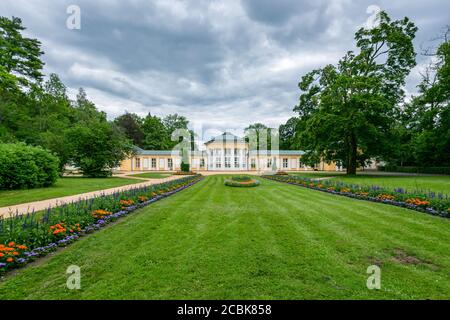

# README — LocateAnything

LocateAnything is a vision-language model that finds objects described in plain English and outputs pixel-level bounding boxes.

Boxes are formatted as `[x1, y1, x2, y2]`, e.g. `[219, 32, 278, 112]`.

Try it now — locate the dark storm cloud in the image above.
[1, 0, 449, 135]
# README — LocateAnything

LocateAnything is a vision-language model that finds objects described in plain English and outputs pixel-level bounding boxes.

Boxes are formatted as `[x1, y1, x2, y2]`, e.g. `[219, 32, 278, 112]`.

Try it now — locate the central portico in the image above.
[204, 132, 248, 171]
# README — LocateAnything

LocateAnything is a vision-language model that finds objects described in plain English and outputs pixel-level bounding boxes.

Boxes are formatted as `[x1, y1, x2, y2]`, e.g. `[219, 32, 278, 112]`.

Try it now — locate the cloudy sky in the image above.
[1, 0, 448, 138]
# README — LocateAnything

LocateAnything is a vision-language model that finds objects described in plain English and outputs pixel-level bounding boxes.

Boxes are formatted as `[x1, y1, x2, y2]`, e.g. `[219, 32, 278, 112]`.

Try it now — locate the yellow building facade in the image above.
[119, 132, 343, 172]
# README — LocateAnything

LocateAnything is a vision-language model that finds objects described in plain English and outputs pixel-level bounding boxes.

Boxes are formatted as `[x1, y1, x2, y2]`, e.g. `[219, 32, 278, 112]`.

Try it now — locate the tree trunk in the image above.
[346, 132, 357, 175]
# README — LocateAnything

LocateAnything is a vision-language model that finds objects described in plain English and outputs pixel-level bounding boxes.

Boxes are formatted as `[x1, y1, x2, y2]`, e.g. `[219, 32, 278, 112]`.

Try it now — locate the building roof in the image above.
[134, 146, 180, 156]
[204, 132, 245, 145]
[249, 150, 305, 156]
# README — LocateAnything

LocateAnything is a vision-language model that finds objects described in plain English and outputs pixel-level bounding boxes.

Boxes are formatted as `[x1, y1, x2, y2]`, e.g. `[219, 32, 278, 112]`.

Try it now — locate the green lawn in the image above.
[1, 175, 449, 299]
[127, 172, 172, 179]
[0, 177, 141, 207]
[291, 172, 450, 194]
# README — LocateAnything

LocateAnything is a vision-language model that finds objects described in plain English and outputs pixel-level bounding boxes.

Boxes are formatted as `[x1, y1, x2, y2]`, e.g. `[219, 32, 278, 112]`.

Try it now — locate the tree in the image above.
[114, 112, 144, 147]
[244, 123, 274, 151]
[0, 16, 44, 87]
[163, 113, 189, 148]
[279, 117, 299, 149]
[66, 121, 133, 177]
[142, 113, 170, 150]
[294, 11, 417, 174]
[402, 28, 450, 167]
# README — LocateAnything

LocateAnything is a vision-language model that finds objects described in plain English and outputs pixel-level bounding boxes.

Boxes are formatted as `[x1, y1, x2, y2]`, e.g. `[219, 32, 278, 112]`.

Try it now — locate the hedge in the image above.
[225, 177, 260, 188]
[181, 162, 190, 172]
[379, 166, 450, 175]
[0, 143, 59, 190]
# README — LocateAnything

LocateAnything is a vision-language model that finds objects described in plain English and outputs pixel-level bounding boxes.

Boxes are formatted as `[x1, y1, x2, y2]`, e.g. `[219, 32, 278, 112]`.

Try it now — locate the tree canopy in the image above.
[293, 11, 417, 174]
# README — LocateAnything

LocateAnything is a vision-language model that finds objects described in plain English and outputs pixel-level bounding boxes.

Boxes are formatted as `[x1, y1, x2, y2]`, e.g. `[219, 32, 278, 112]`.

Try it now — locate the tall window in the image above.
[251, 158, 256, 169]
[234, 148, 239, 155]
[283, 158, 288, 168]
[168, 158, 173, 170]
[215, 157, 221, 168]
[200, 158, 205, 168]
[234, 157, 239, 168]
[225, 157, 231, 168]
[225, 148, 231, 156]
[151, 158, 156, 169]
[135, 158, 141, 169]
[267, 158, 272, 168]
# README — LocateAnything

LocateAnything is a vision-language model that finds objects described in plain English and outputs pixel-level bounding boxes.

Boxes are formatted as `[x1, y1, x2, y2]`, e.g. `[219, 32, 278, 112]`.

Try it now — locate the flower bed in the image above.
[262, 175, 450, 218]
[0, 174, 203, 276]
[225, 176, 260, 187]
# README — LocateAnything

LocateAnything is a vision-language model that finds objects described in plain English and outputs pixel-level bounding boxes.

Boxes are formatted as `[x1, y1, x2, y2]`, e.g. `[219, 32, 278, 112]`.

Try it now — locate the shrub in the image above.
[225, 178, 260, 187]
[379, 166, 450, 175]
[0, 143, 59, 190]
[181, 162, 190, 172]
[231, 175, 252, 182]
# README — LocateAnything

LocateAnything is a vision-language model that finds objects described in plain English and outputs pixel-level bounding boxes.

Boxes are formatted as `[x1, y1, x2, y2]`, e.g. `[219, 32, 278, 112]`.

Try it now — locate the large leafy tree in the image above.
[402, 29, 450, 167]
[294, 12, 417, 174]
[66, 122, 133, 177]
[279, 117, 299, 149]
[114, 112, 145, 147]
[244, 123, 275, 151]
[0, 17, 44, 87]
[163, 113, 189, 148]
[142, 113, 170, 150]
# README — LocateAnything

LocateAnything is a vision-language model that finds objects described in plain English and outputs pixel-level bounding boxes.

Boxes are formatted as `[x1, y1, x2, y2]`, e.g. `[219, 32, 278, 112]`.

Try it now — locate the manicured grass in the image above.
[291, 173, 450, 194]
[0, 177, 141, 207]
[127, 172, 172, 179]
[0, 175, 449, 299]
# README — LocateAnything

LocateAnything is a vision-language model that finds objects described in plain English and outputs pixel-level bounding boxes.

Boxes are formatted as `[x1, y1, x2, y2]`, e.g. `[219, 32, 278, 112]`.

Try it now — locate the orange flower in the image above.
[6, 257, 13, 263]
[0, 253, 4, 257]
[12, 251, 19, 256]
[406, 198, 430, 207]
[8, 242, 15, 247]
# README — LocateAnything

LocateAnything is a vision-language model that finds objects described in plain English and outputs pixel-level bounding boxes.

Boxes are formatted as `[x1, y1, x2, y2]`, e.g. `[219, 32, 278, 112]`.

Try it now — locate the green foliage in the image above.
[294, 12, 417, 174]
[397, 29, 450, 167]
[244, 123, 275, 150]
[0, 143, 59, 190]
[379, 166, 450, 175]
[66, 122, 134, 178]
[279, 117, 299, 149]
[141, 113, 170, 150]
[231, 175, 252, 182]
[0, 16, 136, 178]
[0, 16, 44, 87]
[114, 112, 145, 146]
[181, 162, 190, 172]
[225, 176, 260, 187]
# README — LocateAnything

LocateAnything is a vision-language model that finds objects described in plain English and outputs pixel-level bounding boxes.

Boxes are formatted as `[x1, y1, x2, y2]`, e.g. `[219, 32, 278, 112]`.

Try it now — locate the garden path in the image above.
[0, 175, 183, 218]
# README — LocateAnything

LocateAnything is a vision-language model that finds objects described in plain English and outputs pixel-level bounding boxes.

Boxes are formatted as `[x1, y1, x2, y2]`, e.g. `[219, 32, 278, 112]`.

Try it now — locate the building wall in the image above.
[120, 155, 182, 172]
[119, 147, 343, 172]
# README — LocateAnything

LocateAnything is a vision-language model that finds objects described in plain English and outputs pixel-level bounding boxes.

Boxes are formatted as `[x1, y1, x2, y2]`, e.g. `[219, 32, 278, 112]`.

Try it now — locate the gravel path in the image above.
[0, 175, 183, 218]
